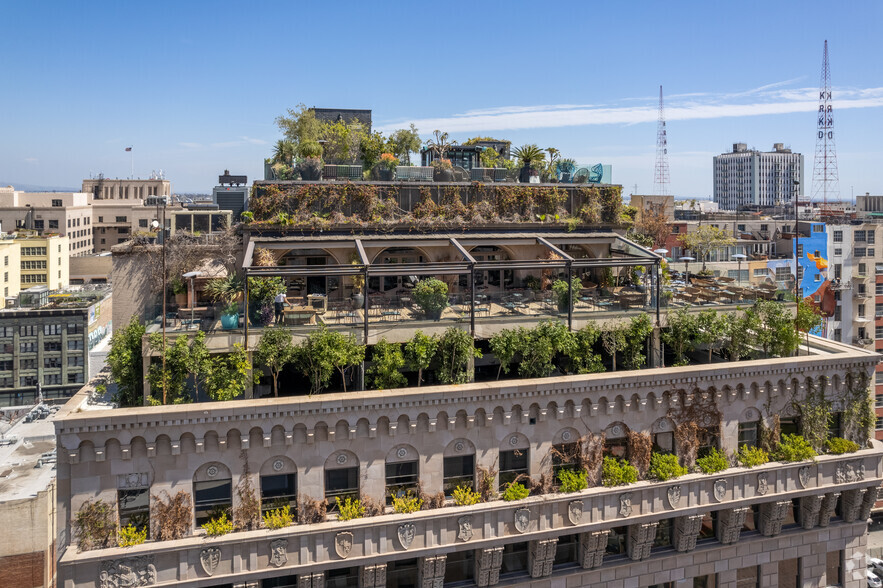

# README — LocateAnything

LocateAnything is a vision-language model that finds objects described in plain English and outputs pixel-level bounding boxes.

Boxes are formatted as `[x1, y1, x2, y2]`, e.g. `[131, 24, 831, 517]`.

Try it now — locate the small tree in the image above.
[75, 500, 117, 551]
[296, 327, 365, 394]
[489, 328, 520, 380]
[662, 305, 697, 366]
[388, 124, 422, 165]
[205, 344, 253, 401]
[147, 333, 192, 404]
[518, 320, 574, 378]
[107, 316, 146, 407]
[186, 331, 211, 401]
[254, 327, 296, 397]
[621, 314, 653, 370]
[795, 299, 823, 351]
[694, 309, 726, 363]
[601, 323, 627, 371]
[436, 327, 481, 385]
[754, 300, 800, 357]
[568, 323, 605, 374]
[404, 331, 438, 387]
[722, 308, 757, 361]
[679, 225, 735, 271]
[367, 338, 407, 389]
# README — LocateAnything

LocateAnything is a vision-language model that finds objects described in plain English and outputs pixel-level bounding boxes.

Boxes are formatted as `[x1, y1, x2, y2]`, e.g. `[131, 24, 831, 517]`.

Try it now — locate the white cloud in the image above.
[179, 142, 201, 149]
[375, 84, 883, 134]
[23, 157, 37, 163]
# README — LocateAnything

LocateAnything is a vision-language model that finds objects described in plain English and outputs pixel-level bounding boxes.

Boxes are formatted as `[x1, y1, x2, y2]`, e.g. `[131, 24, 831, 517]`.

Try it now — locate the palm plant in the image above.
[272, 140, 296, 165]
[425, 130, 456, 161]
[512, 144, 545, 168]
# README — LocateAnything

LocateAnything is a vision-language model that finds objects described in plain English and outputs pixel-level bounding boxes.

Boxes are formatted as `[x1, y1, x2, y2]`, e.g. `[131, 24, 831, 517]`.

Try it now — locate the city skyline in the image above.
[1, 1, 882, 197]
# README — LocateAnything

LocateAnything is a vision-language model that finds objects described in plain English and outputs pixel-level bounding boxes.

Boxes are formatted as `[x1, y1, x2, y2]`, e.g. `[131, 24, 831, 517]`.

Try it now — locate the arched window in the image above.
[260, 456, 297, 515]
[443, 439, 475, 496]
[386, 445, 419, 504]
[499, 433, 530, 488]
[325, 451, 359, 511]
[193, 462, 232, 526]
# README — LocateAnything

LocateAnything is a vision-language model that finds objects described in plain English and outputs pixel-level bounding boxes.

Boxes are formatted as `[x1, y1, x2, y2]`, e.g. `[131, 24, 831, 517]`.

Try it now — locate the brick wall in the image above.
[0, 551, 44, 588]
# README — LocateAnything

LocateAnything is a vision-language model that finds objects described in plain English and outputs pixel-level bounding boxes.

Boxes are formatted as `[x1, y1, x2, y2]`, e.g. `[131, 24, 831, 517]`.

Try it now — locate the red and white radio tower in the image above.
[812, 40, 840, 205]
[654, 85, 670, 195]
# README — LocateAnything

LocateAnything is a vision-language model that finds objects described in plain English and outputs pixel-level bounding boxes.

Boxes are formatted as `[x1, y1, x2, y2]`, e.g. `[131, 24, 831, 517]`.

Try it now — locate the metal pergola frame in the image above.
[242, 234, 662, 345]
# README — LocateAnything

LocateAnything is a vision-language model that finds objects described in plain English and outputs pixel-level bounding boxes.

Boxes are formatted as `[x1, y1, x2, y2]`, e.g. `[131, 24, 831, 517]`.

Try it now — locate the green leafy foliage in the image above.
[557, 469, 589, 493]
[662, 306, 697, 366]
[404, 330, 438, 387]
[204, 343, 254, 401]
[601, 323, 627, 371]
[296, 327, 366, 395]
[754, 299, 800, 357]
[695, 309, 726, 362]
[452, 485, 481, 506]
[202, 513, 234, 537]
[569, 323, 605, 374]
[678, 225, 735, 270]
[501, 482, 531, 501]
[696, 448, 729, 474]
[773, 434, 817, 462]
[826, 437, 860, 455]
[737, 445, 769, 468]
[254, 327, 297, 397]
[649, 453, 688, 481]
[392, 492, 423, 514]
[436, 327, 481, 385]
[601, 457, 638, 487]
[146, 333, 193, 404]
[622, 314, 653, 370]
[118, 524, 147, 547]
[107, 317, 146, 407]
[263, 505, 293, 530]
[368, 338, 407, 389]
[336, 497, 365, 521]
[413, 278, 449, 317]
[722, 309, 758, 361]
[551, 277, 582, 311]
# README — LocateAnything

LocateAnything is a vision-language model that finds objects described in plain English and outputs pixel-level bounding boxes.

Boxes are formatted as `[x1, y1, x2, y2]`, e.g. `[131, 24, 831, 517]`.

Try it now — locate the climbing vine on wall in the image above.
[843, 370, 875, 446]
[233, 453, 261, 532]
[793, 376, 830, 453]
[626, 431, 652, 477]
[151, 490, 192, 541]
[668, 390, 722, 469]
[75, 499, 117, 551]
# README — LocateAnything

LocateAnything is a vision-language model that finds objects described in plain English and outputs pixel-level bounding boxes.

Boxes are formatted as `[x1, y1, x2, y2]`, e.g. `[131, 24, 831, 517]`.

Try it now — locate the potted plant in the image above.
[350, 256, 366, 309]
[413, 278, 448, 321]
[204, 274, 243, 330]
[169, 277, 188, 307]
[552, 277, 582, 312]
[378, 153, 398, 181]
[512, 144, 545, 183]
[247, 277, 285, 327]
[297, 141, 323, 181]
[431, 158, 454, 182]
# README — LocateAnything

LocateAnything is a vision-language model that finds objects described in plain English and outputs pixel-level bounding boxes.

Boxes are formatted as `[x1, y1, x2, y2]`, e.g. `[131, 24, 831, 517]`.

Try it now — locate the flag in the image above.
[125, 147, 132, 152]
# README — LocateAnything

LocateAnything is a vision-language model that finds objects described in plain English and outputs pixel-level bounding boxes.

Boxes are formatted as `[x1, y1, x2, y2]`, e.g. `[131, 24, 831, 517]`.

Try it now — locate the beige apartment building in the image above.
[0, 188, 94, 257]
[81, 177, 170, 201]
[0, 239, 22, 305]
[15, 235, 69, 291]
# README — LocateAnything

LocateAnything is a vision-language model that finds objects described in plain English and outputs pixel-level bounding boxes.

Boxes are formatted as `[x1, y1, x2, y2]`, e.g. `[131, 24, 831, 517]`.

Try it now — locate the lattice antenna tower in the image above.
[654, 85, 671, 195]
[811, 40, 840, 205]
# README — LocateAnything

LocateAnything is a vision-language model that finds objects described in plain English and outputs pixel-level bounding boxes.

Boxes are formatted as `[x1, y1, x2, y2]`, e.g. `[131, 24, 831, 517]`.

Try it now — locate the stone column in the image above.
[800, 549, 827, 588]
[717, 507, 750, 544]
[759, 562, 779, 588]
[627, 521, 658, 561]
[758, 500, 791, 536]
[818, 492, 840, 527]
[528, 538, 558, 578]
[360, 564, 387, 588]
[419, 555, 446, 588]
[578, 530, 608, 569]
[474, 547, 504, 587]
[860, 486, 880, 521]
[674, 514, 704, 552]
[841, 489, 865, 523]
[298, 573, 324, 588]
[716, 569, 738, 588]
[799, 495, 824, 529]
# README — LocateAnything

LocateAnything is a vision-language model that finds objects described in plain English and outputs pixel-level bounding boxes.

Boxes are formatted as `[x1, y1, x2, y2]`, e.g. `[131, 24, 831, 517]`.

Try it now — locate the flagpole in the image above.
[130, 147, 134, 179]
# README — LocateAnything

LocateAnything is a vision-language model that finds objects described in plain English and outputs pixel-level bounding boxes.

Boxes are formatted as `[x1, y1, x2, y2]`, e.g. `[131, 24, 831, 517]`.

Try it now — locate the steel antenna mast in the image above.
[654, 85, 671, 196]
[811, 40, 840, 206]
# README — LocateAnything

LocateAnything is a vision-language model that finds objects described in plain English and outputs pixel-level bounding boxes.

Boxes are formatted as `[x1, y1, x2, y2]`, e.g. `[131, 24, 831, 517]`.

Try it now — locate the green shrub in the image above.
[336, 497, 365, 521]
[118, 524, 147, 547]
[263, 505, 293, 530]
[452, 485, 481, 506]
[696, 448, 729, 474]
[601, 457, 638, 487]
[737, 445, 769, 468]
[392, 492, 423, 514]
[413, 278, 449, 318]
[649, 453, 687, 481]
[202, 513, 234, 537]
[557, 469, 589, 493]
[774, 434, 817, 462]
[826, 437, 860, 455]
[501, 483, 530, 501]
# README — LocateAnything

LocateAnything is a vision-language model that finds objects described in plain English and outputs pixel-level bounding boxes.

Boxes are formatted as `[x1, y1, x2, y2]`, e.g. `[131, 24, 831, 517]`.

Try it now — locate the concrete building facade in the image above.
[0, 189, 94, 257]
[81, 177, 170, 201]
[713, 144, 804, 211]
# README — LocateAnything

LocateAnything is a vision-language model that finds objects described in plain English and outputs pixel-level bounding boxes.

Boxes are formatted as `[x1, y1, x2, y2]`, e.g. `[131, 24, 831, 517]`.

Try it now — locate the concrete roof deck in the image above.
[0, 409, 57, 501]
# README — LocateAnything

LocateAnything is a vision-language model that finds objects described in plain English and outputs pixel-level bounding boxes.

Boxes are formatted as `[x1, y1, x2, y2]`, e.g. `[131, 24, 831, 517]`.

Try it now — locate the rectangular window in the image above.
[325, 567, 359, 588]
[49, 220, 58, 229]
[0, 360, 11, 371]
[833, 230, 843, 243]
[44, 341, 61, 352]
[870, 231, 877, 244]
[51, 199, 62, 207]
[859, 304, 866, 319]
[43, 324, 62, 335]
[193, 479, 232, 527]
[653, 432, 674, 454]
[67, 372, 84, 384]
[43, 357, 61, 369]
[260, 473, 296, 514]
[98, 216, 103, 223]
[834, 248, 842, 256]
[443, 455, 475, 496]
[19, 375, 38, 387]
[139, 219, 148, 228]
[19, 342, 36, 353]
[67, 322, 84, 334]
[753, 268, 766, 277]
[652, 518, 674, 551]
[386, 559, 419, 588]
[119, 486, 150, 531]
[325, 466, 359, 509]
[21, 260, 47, 270]
[553, 534, 579, 569]
[499, 449, 529, 488]
[385, 460, 418, 503]
[738, 422, 758, 449]
[19, 358, 36, 370]
[606, 526, 628, 557]
[860, 263, 868, 275]
[551, 443, 579, 479]
[43, 373, 61, 385]
[698, 511, 718, 541]
[444, 549, 475, 584]
[68, 340, 84, 351]
[68, 355, 84, 367]
[115, 216, 127, 223]
[500, 542, 529, 578]
[20, 325, 37, 336]
[856, 230, 866, 242]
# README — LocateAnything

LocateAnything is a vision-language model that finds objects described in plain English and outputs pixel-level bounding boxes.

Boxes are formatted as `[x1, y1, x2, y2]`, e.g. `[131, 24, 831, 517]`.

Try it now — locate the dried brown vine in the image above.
[233, 455, 261, 531]
[417, 481, 445, 510]
[360, 495, 383, 517]
[151, 490, 192, 541]
[297, 495, 328, 524]
[75, 499, 117, 551]
[626, 431, 652, 477]
[477, 464, 498, 502]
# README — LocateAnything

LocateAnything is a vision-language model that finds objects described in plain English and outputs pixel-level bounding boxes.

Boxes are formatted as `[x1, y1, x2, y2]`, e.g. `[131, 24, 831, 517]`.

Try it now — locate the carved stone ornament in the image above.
[458, 516, 474, 542]
[561, 430, 572, 442]
[397, 523, 416, 549]
[611, 425, 623, 437]
[199, 547, 221, 576]
[206, 465, 219, 478]
[336, 454, 348, 465]
[567, 500, 583, 525]
[619, 493, 633, 518]
[514, 508, 530, 533]
[798, 466, 811, 489]
[667, 485, 681, 509]
[835, 460, 865, 484]
[397, 447, 408, 458]
[713, 479, 727, 502]
[98, 556, 157, 588]
[454, 441, 465, 452]
[757, 472, 769, 496]
[335, 532, 354, 559]
[272, 459, 284, 472]
[118, 473, 148, 489]
[269, 539, 288, 568]
[509, 435, 519, 446]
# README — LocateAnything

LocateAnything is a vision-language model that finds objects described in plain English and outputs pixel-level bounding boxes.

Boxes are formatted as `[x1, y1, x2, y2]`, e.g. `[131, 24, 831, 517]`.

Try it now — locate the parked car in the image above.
[868, 568, 883, 588]
[870, 557, 883, 579]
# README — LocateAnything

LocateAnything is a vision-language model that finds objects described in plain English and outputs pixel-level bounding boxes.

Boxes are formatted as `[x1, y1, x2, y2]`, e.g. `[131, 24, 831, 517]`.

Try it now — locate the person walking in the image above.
[274, 291, 287, 324]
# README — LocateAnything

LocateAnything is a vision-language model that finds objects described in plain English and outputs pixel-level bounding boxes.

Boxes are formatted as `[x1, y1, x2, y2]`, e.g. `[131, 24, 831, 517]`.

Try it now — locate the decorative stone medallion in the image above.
[798, 466, 811, 489]
[619, 493, 632, 518]
[611, 425, 623, 437]
[99, 556, 157, 588]
[397, 523, 416, 549]
[336, 454, 348, 465]
[397, 447, 408, 458]
[272, 459, 284, 472]
[509, 435, 519, 446]
[269, 539, 288, 568]
[199, 547, 221, 576]
[514, 508, 530, 533]
[567, 500, 583, 525]
[713, 479, 727, 502]
[756, 472, 769, 496]
[118, 473, 148, 489]
[666, 485, 681, 509]
[454, 441, 465, 452]
[561, 430, 572, 442]
[335, 532, 354, 559]
[457, 516, 474, 542]
[206, 465, 219, 478]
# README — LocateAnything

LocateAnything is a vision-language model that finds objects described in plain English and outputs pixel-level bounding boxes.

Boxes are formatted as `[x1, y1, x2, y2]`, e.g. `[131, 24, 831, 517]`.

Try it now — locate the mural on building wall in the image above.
[796, 224, 834, 336]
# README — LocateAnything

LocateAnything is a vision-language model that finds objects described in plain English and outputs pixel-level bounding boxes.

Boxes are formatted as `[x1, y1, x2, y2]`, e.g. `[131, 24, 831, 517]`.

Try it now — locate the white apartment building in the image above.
[713, 143, 804, 211]
[0, 188, 94, 257]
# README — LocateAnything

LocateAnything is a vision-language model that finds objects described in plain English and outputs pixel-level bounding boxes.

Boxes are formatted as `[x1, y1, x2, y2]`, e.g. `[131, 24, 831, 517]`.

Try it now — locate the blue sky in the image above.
[2, 1, 882, 198]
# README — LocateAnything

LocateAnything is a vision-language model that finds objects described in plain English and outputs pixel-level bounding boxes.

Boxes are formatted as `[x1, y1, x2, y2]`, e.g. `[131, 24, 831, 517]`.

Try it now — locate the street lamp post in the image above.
[680, 256, 695, 286]
[732, 254, 747, 286]
[182, 271, 202, 329]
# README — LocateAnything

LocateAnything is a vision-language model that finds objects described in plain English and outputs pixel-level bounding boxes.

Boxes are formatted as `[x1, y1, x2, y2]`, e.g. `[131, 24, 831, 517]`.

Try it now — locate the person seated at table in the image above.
[274, 292, 287, 324]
